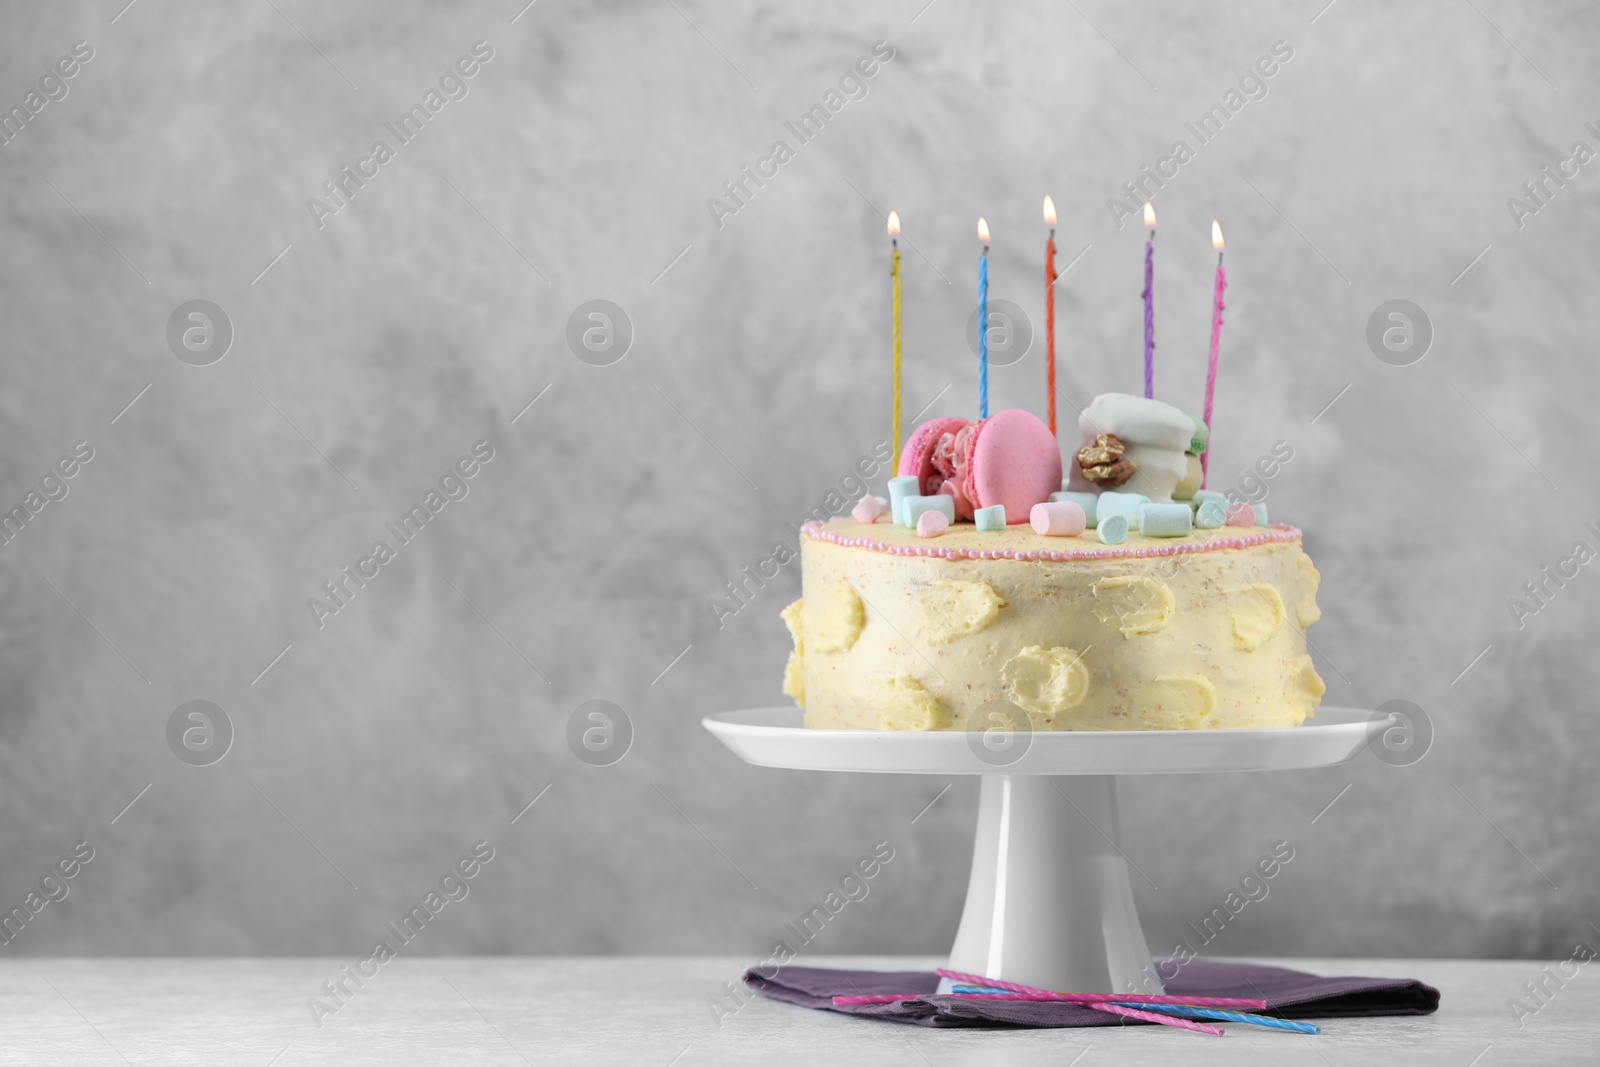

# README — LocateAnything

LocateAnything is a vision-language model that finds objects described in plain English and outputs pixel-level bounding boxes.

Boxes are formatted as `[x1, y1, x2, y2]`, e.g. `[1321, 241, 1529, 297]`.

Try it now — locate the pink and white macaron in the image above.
[897, 409, 1062, 524]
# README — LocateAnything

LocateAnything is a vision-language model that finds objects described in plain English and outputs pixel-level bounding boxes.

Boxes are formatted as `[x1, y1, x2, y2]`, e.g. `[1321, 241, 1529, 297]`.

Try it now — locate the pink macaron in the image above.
[898, 416, 967, 486]
[897, 409, 1062, 524]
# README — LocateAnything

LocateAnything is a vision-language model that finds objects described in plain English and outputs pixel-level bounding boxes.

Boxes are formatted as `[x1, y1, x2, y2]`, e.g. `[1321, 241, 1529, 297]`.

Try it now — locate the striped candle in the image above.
[977, 216, 990, 419]
[1044, 195, 1058, 437]
[835, 991, 1225, 1036]
[1091, 1000, 1225, 1036]
[935, 968, 1267, 1010]
[1114, 1001, 1318, 1035]
[952, 987, 1227, 1037]
[1200, 220, 1226, 487]
[1141, 202, 1156, 399]
[889, 211, 903, 472]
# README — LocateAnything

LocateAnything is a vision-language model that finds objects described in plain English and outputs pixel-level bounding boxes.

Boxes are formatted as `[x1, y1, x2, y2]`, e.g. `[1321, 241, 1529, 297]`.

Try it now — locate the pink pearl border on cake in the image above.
[801, 520, 1303, 561]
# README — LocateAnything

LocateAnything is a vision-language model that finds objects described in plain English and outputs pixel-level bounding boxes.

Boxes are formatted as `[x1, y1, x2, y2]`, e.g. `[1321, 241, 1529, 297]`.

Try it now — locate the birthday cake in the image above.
[781, 395, 1325, 731]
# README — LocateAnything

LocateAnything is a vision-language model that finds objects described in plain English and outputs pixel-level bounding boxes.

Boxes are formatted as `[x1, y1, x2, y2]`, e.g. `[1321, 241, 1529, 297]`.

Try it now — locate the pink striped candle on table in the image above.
[934, 968, 1267, 1010]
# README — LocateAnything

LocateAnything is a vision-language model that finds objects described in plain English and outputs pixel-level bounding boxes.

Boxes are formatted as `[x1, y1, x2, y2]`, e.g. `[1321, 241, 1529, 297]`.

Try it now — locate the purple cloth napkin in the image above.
[743, 960, 1440, 1028]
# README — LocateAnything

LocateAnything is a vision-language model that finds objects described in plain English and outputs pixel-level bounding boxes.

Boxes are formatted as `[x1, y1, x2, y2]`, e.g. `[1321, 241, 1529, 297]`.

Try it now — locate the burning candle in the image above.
[1141, 202, 1156, 400]
[1043, 195, 1058, 437]
[1201, 220, 1227, 487]
[977, 216, 990, 419]
[888, 210, 903, 472]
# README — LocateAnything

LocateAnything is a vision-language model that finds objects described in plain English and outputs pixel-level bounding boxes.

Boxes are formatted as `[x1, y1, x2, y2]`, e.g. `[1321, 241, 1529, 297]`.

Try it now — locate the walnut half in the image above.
[1077, 433, 1135, 487]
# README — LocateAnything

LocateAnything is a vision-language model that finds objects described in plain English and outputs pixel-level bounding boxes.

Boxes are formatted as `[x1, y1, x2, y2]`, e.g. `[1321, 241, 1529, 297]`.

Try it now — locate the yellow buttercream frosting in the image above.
[1092, 575, 1176, 638]
[1001, 645, 1091, 719]
[780, 599, 806, 707]
[873, 675, 947, 730]
[787, 518, 1325, 731]
[809, 580, 864, 653]
[1225, 583, 1287, 651]
[1294, 554, 1322, 626]
[917, 578, 1007, 645]
[1148, 673, 1217, 728]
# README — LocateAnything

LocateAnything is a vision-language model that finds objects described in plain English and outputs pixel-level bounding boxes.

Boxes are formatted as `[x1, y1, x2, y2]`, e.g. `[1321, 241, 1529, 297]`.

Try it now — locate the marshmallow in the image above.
[1139, 502, 1194, 538]
[1187, 414, 1209, 456]
[905, 495, 955, 530]
[1031, 501, 1087, 537]
[887, 476, 920, 526]
[916, 510, 949, 537]
[1196, 500, 1228, 528]
[1252, 503, 1268, 526]
[1192, 489, 1228, 509]
[1096, 491, 1149, 530]
[1226, 502, 1256, 527]
[974, 504, 1006, 532]
[1173, 453, 1203, 500]
[1050, 490, 1100, 528]
[851, 495, 887, 523]
[1096, 514, 1129, 545]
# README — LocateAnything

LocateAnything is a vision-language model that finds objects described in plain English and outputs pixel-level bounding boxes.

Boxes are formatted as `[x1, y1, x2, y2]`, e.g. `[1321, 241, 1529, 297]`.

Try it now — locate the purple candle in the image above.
[1141, 202, 1155, 399]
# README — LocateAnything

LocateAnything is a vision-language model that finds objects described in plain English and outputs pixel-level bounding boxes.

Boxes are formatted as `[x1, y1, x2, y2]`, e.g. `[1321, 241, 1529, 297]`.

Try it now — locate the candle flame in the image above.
[1143, 202, 1156, 229]
[1212, 219, 1224, 252]
[977, 216, 990, 242]
[1042, 196, 1056, 226]
[887, 210, 900, 237]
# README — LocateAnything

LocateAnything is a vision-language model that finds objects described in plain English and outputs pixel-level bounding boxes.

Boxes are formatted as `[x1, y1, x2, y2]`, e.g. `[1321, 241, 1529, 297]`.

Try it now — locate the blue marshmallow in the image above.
[1139, 502, 1194, 538]
[904, 495, 955, 529]
[1191, 489, 1228, 510]
[1050, 490, 1100, 529]
[974, 504, 1007, 531]
[1252, 503, 1268, 526]
[1196, 500, 1227, 528]
[1095, 491, 1149, 531]
[887, 476, 920, 526]
[1097, 514, 1129, 545]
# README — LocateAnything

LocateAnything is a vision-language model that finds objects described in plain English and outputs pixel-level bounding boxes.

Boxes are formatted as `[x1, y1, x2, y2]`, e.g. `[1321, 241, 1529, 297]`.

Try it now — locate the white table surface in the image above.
[0, 956, 1592, 1065]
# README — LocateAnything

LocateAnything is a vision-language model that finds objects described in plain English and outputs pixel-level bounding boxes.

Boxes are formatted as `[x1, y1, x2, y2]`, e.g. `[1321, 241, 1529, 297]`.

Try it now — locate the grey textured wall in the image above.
[1, 0, 1594, 963]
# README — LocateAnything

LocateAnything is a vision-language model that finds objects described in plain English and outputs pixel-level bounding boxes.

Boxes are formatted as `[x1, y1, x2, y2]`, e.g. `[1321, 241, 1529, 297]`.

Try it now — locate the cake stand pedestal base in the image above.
[950, 774, 1158, 994]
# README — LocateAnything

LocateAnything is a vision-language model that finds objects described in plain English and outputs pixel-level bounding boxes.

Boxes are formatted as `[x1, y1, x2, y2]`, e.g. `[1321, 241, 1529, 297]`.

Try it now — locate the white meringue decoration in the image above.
[1119, 443, 1188, 503]
[1074, 393, 1196, 503]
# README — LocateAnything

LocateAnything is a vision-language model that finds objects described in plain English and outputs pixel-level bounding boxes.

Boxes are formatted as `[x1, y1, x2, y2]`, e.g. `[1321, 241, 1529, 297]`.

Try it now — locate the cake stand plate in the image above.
[704, 706, 1375, 776]
[704, 707, 1384, 995]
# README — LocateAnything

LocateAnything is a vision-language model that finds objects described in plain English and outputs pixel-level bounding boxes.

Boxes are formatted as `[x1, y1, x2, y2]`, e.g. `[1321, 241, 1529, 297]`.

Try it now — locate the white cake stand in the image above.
[704, 706, 1382, 994]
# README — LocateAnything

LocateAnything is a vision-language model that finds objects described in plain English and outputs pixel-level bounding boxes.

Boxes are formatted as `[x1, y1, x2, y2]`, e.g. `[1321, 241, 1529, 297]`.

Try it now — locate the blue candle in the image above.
[977, 216, 990, 419]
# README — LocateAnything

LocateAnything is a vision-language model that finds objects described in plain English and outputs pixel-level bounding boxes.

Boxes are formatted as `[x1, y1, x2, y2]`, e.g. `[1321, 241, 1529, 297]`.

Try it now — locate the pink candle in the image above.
[1201, 220, 1226, 487]
[932, 968, 1267, 1008]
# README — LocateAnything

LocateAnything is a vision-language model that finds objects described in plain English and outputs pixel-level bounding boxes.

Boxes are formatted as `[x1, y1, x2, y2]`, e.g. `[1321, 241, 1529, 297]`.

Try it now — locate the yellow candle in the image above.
[889, 210, 903, 472]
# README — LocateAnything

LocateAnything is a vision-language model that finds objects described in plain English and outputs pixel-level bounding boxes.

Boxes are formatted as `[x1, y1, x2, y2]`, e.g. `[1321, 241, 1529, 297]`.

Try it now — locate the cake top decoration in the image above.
[869, 206, 1249, 533]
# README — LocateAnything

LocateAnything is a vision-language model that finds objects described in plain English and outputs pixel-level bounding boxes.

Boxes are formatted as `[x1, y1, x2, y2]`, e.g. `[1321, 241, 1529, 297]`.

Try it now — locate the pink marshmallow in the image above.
[1225, 502, 1256, 527]
[851, 495, 887, 523]
[915, 510, 949, 538]
[1030, 500, 1087, 537]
